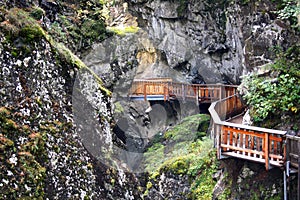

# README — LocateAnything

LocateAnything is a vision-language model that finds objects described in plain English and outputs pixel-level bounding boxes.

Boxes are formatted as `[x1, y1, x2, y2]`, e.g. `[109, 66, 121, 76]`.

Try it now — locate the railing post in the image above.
[216, 124, 221, 159]
[164, 85, 166, 102]
[196, 86, 199, 105]
[167, 82, 170, 101]
[265, 133, 269, 170]
[144, 83, 147, 101]
[182, 84, 186, 102]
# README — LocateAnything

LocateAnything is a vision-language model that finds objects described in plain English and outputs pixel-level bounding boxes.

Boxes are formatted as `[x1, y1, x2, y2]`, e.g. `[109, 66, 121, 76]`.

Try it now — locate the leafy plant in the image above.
[240, 45, 300, 127]
[276, 0, 300, 27]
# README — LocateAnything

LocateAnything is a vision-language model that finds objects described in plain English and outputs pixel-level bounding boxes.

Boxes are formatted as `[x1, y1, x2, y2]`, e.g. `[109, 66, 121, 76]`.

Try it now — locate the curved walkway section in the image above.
[209, 94, 286, 170]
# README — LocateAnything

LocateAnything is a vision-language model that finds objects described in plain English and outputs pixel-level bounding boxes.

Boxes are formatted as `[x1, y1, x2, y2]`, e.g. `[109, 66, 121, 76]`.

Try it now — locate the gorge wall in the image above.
[0, 0, 299, 199]
[125, 0, 298, 84]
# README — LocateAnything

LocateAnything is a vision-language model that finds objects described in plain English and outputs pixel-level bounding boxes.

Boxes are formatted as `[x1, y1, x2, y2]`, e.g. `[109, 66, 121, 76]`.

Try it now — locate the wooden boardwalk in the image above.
[129, 78, 237, 103]
[128, 78, 299, 173]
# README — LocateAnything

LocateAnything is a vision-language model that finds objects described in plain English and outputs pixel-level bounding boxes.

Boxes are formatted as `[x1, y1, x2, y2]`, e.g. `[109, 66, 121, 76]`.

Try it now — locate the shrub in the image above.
[276, 0, 300, 28]
[240, 46, 300, 126]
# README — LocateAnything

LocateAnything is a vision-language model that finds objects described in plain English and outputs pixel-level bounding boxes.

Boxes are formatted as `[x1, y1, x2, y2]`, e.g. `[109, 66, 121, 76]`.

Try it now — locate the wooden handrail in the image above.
[209, 94, 286, 170]
[209, 96, 286, 135]
[129, 80, 238, 102]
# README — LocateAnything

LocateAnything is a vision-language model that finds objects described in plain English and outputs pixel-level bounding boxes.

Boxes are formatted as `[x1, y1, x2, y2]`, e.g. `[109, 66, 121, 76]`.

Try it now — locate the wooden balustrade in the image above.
[209, 94, 286, 170]
[129, 79, 238, 103]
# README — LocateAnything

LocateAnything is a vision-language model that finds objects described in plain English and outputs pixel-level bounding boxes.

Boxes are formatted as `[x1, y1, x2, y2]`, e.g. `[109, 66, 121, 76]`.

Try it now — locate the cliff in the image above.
[0, 0, 299, 199]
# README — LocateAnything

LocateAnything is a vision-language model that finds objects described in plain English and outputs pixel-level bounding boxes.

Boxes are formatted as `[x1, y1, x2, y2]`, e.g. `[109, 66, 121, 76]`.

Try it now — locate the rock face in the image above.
[213, 159, 285, 199]
[126, 0, 299, 84]
[0, 2, 142, 199]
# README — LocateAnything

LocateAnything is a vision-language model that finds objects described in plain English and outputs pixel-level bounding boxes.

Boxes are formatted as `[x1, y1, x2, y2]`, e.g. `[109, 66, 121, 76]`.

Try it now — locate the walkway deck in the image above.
[128, 78, 299, 171]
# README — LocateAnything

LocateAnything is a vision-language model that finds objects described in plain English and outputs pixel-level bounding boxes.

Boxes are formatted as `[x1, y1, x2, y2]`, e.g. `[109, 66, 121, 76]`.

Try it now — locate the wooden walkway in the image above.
[128, 78, 299, 172]
[129, 78, 237, 103]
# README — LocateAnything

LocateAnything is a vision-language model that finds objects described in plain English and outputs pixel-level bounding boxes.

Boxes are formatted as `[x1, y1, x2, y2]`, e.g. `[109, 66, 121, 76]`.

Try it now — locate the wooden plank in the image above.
[222, 151, 265, 163]
[223, 151, 283, 168]
[216, 124, 221, 159]
[223, 126, 228, 151]
[223, 126, 265, 138]
[221, 144, 264, 156]
[290, 153, 299, 159]
[229, 130, 233, 146]
[273, 140, 278, 155]
[245, 135, 249, 156]
[269, 154, 283, 160]
[250, 135, 255, 151]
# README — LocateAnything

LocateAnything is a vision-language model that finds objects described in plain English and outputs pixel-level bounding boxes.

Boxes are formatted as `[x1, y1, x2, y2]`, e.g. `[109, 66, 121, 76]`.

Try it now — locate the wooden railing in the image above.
[209, 94, 287, 170]
[286, 134, 300, 169]
[129, 78, 299, 171]
[129, 79, 238, 103]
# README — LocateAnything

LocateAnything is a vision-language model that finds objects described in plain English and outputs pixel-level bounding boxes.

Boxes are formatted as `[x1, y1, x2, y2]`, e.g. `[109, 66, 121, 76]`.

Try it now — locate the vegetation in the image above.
[107, 26, 139, 36]
[0, 107, 47, 199]
[143, 114, 218, 199]
[177, 0, 188, 18]
[0, 3, 112, 198]
[0, 8, 44, 55]
[240, 45, 300, 129]
[275, 0, 300, 28]
[0, 6, 111, 96]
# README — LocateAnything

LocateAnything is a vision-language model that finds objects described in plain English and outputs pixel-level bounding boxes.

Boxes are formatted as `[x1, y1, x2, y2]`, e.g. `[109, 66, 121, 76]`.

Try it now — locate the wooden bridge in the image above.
[129, 78, 299, 198]
[129, 78, 237, 103]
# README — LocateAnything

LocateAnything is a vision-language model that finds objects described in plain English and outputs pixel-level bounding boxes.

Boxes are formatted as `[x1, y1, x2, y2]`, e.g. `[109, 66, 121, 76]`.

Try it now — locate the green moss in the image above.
[177, 0, 188, 18]
[164, 114, 210, 142]
[219, 187, 231, 200]
[19, 25, 44, 43]
[144, 114, 211, 173]
[29, 6, 45, 20]
[81, 18, 106, 39]
[161, 155, 190, 175]
[43, 32, 111, 96]
[114, 102, 124, 114]
[1, 8, 45, 56]
[146, 181, 152, 190]
[0, 135, 14, 150]
[0, 107, 48, 199]
[143, 114, 217, 198]
[0, 107, 10, 116]
[107, 26, 139, 36]
[143, 143, 165, 172]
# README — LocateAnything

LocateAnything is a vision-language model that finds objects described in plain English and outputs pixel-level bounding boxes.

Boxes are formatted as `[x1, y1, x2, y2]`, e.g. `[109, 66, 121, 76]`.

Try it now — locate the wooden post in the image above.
[144, 84, 147, 101]
[265, 133, 269, 170]
[182, 84, 186, 102]
[216, 124, 221, 159]
[196, 87, 199, 105]
[167, 82, 170, 101]
[163, 86, 166, 101]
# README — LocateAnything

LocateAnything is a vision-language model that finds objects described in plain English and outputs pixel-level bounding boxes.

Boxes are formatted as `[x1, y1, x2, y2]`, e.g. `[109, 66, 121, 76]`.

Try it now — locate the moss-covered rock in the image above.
[143, 114, 218, 199]
[0, 107, 47, 199]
